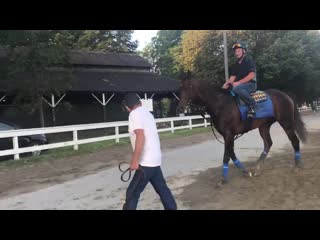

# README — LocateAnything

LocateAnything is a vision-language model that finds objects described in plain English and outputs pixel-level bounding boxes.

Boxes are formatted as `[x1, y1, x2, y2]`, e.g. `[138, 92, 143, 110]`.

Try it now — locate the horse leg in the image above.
[220, 132, 251, 184]
[228, 138, 252, 177]
[279, 121, 303, 168]
[255, 121, 274, 174]
[220, 133, 233, 184]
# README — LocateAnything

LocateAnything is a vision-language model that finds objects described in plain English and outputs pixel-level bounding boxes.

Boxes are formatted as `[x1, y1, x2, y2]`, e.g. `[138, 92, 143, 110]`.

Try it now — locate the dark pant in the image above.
[233, 82, 257, 107]
[123, 166, 177, 210]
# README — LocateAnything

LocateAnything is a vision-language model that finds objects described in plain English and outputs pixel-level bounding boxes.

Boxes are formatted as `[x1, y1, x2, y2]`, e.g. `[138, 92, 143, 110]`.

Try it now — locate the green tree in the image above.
[173, 30, 226, 84]
[251, 30, 320, 101]
[141, 30, 183, 77]
[53, 30, 138, 53]
[140, 42, 157, 72]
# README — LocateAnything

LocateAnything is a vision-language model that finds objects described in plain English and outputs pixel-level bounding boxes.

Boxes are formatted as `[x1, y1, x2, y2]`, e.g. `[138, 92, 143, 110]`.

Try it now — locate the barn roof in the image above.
[0, 48, 180, 93]
[0, 47, 152, 68]
[70, 70, 180, 93]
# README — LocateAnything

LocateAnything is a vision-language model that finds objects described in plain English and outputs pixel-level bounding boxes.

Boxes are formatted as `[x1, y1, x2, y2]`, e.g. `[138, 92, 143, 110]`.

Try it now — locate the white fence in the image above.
[0, 115, 211, 160]
[298, 106, 320, 112]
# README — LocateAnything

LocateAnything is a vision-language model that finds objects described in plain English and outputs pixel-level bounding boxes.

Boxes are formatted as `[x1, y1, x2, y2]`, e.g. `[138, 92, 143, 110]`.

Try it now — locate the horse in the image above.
[177, 78, 307, 184]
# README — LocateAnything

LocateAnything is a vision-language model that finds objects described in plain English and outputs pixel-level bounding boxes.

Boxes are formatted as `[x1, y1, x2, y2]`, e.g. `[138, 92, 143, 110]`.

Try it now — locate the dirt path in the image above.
[178, 131, 320, 209]
[0, 129, 213, 199]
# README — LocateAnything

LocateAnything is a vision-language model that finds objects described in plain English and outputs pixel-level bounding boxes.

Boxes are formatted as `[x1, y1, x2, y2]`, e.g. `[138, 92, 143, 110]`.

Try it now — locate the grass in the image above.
[0, 126, 211, 169]
[159, 126, 210, 140]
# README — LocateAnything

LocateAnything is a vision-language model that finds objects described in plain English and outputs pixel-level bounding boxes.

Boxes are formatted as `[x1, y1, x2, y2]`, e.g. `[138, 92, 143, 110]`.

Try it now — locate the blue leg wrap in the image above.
[233, 159, 246, 171]
[223, 163, 229, 180]
[295, 152, 301, 161]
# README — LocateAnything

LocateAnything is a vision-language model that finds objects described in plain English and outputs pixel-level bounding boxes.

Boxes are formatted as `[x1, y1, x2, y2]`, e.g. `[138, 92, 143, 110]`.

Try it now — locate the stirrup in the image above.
[247, 107, 255, 118]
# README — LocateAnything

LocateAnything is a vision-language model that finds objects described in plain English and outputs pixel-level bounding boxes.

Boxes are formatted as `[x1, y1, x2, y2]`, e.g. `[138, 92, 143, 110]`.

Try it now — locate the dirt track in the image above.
[179, 130, 320, 209]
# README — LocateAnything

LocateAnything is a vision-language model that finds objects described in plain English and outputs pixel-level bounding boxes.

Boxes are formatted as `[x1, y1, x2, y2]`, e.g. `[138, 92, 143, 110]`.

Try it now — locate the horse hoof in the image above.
[295, 162, 304, 169]
[215, 179, 228, 188]
[249, 170, 259, 177]
[293, 165, 303, 173]
[242, 170, 253, 178]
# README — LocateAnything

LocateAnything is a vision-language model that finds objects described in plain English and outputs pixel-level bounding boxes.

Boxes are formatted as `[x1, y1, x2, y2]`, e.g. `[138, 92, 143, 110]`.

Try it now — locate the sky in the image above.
[132, 30, 158, 51]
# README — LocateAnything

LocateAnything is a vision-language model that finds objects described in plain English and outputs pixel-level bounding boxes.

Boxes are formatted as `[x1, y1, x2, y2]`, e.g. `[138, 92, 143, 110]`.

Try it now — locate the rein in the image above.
[199, 111, 244, 144]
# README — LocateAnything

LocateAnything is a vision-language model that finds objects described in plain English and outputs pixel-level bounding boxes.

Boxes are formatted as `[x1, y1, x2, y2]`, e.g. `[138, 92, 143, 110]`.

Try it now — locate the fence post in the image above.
[189, 119, 192, 130]
[13, 136, 20, 160]
[204, 118, 208, 128]
[73, 130, 78, 151]
[115, 126, 119, 143]
[171, 120, 174, 133]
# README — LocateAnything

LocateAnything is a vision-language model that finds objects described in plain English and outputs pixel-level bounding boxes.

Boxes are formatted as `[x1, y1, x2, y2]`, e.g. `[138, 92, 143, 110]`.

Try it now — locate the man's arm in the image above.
[234, 72, 255, 85]
[130, 129, 145, 170]
[227, 75, 236, 83]
[222, 75, 236, 89]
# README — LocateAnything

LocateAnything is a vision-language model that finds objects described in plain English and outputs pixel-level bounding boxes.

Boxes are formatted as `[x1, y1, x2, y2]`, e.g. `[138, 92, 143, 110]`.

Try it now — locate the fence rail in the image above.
[0, 115, 211, 160]
[298, 106, 320, 112]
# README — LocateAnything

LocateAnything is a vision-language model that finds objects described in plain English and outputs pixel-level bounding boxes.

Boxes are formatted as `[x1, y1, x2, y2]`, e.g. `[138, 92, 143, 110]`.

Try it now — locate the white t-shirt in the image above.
[128, 106, 162, 167]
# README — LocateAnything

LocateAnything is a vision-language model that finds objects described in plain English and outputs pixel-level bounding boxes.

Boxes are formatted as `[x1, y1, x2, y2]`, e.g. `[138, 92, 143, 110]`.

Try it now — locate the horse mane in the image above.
[188, 78, 231, 99]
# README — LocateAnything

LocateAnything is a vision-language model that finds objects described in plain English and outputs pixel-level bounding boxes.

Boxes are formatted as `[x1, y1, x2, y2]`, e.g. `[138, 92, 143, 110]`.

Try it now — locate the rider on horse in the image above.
[222, 41, 257, 116]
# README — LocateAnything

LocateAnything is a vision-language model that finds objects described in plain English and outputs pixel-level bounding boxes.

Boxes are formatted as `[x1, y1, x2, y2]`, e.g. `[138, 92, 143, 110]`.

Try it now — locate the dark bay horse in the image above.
[177, 79, 307, 184]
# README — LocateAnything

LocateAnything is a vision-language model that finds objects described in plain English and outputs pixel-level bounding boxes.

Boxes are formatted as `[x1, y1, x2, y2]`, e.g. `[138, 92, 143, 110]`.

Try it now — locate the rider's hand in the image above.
[232, 82, 240, 87]
[222, 83, 229, 89]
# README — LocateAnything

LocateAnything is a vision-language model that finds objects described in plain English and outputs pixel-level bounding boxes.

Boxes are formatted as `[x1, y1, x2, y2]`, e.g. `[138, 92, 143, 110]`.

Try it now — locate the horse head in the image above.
[177, 78, 202, 114]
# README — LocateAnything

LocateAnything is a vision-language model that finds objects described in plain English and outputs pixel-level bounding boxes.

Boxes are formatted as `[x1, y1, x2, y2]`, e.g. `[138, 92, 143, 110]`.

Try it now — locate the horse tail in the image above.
[293, 103, 307, 143]
[287, 92, 307, 143]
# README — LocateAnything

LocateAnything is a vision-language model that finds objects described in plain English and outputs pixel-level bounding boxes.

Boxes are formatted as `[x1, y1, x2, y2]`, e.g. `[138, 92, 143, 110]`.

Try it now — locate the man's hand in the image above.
[222, 82, 229, 89]
[232, 81, 240, 87]
[223, 76, 236, 89]
[130, 160, 139, 170]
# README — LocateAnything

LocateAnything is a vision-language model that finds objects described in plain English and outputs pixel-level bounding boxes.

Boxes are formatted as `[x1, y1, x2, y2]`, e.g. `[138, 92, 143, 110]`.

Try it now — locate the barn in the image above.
[0, 49, 180, 128]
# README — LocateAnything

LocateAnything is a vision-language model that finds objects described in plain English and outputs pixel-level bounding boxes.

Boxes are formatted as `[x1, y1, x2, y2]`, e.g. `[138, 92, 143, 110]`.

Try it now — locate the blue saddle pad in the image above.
[230, 90, 275, 120]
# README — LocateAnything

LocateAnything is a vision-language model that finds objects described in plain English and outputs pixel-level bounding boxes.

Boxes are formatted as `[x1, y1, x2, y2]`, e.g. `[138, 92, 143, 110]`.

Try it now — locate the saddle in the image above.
[232, 90, 268, 105]
[230, 90, 274, 121]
